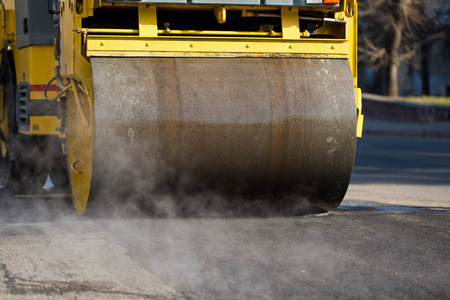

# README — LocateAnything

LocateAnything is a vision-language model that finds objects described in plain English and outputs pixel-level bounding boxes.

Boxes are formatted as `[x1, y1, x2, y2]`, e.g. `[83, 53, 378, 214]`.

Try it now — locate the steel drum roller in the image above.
[86, 57, 356, 214]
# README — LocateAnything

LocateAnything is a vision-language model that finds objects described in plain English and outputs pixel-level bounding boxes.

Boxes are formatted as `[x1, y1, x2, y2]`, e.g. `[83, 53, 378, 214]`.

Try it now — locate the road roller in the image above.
[0, 0, 363, 215]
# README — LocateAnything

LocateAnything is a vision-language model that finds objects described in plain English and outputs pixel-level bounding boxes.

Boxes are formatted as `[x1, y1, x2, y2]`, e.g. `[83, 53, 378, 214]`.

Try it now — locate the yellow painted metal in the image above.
[138, 4, 157, 37]
[65, 87, 94, 214]
[81, 0, 96, 18]
[24, 116, 60, 135]
[356, 87, 363, 137]
[87, 37, 350, 56]
[9, 44, 61, 135]
[158, 30, 282, 37]
[345, 0, 358, 88]
[2, 0, 14, 10]
[13, 46, 56, 86]
[281, 7, 299, 39]
[214, 6, 226, 24]
[90, 51, 338, 59]
[82, 28, 282, 37]
[0, 8, 11, 154]
[30, 91, 58, 99]
[79, 28, 139, 35]
[70, 78, 91, 128]
[300, 30, 310, 38]
[317, 12, 345, 39]
[60, 0, 74, 76]
[61, 49, 94, 213]
[11, 45, 61, 136]
[346, 1, 360, 137]
[60, 0, 95, 213]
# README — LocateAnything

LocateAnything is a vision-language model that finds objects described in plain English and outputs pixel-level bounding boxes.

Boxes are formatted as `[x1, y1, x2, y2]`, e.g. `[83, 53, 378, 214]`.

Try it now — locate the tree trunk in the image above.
[386, 0, 405, 97]
[388, 59, 399, 97]
[421, 42, 430, 95]
[387, 37, 401, 97]
[419, 0, 430, 96]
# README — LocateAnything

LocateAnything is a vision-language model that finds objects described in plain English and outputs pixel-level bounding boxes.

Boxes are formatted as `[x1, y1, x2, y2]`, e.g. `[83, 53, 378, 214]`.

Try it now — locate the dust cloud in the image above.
[0, 145, 354, 299]
[0, 196, 357, 299]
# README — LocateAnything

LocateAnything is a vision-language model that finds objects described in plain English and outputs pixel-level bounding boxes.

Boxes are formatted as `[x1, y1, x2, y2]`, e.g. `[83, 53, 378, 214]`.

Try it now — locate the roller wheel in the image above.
[90, 57, 356, 216]
[67, 57, 357, 216]
[0, 49, 48, 194]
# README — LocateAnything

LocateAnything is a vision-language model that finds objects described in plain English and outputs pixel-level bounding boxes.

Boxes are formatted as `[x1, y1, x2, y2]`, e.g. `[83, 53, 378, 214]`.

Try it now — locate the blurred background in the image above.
[358, 0, 450, 100]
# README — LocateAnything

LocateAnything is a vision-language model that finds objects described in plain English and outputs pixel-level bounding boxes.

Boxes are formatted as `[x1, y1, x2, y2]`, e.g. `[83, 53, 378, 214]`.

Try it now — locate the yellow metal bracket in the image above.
[138, 4, 157, 37]
[27, 116, 60, 135]
[281, 7, 299, 39]
[356, 87, 364, 137]
[70, 78, 90, 128]
[214, 6, 226, 24]
[345, 0, 357, 18]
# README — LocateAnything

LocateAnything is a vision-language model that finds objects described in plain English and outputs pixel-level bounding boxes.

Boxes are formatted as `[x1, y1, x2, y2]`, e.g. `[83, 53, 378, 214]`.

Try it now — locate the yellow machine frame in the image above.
[60, 0, 363, 139]
[1, 4, 61, 136]
[15, 46, 61, 135]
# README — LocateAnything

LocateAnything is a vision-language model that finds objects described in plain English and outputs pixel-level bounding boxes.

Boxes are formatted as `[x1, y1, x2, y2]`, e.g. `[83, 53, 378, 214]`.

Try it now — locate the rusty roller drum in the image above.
[67, 57, 356, 215]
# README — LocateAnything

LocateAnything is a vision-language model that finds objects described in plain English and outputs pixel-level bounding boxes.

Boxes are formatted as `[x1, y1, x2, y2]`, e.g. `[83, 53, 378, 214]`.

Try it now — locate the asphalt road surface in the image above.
[0, 136, 449, 299]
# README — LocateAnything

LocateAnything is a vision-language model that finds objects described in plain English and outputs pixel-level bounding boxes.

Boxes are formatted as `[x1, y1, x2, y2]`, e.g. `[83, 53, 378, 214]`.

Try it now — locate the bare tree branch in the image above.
[358, 0, 448, 96]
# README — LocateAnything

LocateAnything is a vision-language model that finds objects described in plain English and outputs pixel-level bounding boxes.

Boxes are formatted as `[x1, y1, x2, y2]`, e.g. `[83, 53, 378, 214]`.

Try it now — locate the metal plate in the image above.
[90, 57, 356, 215]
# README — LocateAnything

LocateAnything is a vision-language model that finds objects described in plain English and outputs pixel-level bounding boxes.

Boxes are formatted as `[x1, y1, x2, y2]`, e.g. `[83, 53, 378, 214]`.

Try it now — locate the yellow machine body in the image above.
[1, 8, 61, 136]
[15, 46, 61, 136]
[0, 1, 67, 193]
